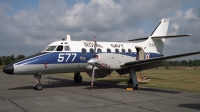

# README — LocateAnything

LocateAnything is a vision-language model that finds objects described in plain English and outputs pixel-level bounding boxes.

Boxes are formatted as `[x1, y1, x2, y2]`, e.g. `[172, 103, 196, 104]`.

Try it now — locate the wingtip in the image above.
[188, 34, 195, 36]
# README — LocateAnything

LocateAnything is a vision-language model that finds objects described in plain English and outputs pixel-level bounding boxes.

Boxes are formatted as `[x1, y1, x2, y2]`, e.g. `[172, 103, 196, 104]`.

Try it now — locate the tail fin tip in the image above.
[150, 18, 170, 37]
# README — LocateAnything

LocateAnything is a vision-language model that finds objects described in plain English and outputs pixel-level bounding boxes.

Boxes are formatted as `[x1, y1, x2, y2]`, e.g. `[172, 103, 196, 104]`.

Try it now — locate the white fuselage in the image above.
[11, 40, 161, 75]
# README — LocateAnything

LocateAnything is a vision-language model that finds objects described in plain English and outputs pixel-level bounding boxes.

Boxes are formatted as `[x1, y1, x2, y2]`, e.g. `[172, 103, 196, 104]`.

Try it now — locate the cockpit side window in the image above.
[43, 46, 49, 51]
[65, 46, 70, 51]
[46, 46, 57, 51]
[56, 45, 63, 51]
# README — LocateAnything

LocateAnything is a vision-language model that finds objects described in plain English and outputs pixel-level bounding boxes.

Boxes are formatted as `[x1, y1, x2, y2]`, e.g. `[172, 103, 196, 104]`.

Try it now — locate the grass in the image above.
[57, 68, 200, 93]
[141, 68, 200, 93]
[0, 66, 4, 72]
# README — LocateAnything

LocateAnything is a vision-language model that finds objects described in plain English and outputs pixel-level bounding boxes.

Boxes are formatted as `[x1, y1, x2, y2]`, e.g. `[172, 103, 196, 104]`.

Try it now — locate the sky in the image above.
[0, 0, 200, 60]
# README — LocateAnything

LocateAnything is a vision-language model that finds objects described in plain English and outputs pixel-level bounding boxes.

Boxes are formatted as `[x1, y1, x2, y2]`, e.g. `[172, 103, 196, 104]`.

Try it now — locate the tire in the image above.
[126, 79, 133, 88]
[35, 83, 43, 90]
[74, 75, 82, 83]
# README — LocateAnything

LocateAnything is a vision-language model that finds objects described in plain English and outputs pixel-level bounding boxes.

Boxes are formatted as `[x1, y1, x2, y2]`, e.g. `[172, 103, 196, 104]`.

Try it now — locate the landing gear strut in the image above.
[74, 72, 82, 83]
[126, 67, 139, 89]
[33, 73, 43, 90]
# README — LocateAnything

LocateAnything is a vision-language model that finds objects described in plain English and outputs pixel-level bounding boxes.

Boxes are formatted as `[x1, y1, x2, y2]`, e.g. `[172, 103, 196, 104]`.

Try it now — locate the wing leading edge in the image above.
[124, 51, 200, 66]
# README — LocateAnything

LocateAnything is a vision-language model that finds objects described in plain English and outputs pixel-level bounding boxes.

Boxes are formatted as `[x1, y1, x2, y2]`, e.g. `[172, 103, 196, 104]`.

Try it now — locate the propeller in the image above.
[91, 37, 97, 86]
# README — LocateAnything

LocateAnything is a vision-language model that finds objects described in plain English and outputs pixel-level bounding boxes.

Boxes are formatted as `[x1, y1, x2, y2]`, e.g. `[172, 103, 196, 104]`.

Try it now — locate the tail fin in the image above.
[130, 18, 192, 56]
[145, 18, 169, 54]
[150, 18, 169, 36]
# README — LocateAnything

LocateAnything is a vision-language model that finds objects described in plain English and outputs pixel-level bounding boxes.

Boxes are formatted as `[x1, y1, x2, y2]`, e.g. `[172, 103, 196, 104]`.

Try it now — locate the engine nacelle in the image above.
[96, 53, 135, 69]
[86, 70, 113, 78]
[115, 68, 130, 75]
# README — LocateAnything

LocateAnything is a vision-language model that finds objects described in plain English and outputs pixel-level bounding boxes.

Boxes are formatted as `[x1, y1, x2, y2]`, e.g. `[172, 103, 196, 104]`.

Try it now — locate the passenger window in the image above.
[65, 46, 70, 51]
[122, 49, 126, 54]
[82, 48, 87, 55]
[97, 48, 102, 53]
[115, 49, 119, 53]
[90, 48, 94, 54]
[46, 46, 57, 51]
[128, 49, 132, 54]
[107, 48, 111, 53]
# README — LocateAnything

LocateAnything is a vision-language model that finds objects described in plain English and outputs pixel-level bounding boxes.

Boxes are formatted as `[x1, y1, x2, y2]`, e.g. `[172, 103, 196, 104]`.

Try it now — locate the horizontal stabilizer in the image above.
[151, 34, 193, 39]
[128, 34, 193, 41]
[128, 37, 148, 41]
[124, 51, 200, 66]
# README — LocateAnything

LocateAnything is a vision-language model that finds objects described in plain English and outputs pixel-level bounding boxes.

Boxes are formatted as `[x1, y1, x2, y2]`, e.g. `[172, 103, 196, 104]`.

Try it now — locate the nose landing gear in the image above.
[32, 72, 82, 90]
[33, 73, 43, 90]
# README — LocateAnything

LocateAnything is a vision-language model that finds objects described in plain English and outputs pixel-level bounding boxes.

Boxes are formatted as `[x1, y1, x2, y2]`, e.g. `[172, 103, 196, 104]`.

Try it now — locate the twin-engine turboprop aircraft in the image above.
[3, 18, 200, 90]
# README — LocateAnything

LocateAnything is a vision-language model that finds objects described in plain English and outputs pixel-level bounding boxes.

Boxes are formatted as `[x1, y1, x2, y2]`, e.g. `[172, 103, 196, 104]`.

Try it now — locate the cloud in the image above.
[164, 6, 200, 59]
[0, 0, 199, 60]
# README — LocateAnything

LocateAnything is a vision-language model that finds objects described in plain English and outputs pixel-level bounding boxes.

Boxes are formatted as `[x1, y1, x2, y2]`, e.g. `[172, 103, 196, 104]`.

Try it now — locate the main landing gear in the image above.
[126, 67, 139, 89]
[33, 73, 43, 90]
[74, 72, 82, 83]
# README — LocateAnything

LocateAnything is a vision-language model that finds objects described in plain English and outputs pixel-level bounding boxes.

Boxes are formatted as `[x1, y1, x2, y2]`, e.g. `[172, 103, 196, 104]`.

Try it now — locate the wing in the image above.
[124, 51, 200, 66]
[87, 51, 200, 70]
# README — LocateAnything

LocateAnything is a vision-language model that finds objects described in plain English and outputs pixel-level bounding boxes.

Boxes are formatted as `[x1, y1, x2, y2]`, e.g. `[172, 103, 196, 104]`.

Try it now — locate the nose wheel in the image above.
[33, 73, 43, 90]
[33, 83, 43, 90]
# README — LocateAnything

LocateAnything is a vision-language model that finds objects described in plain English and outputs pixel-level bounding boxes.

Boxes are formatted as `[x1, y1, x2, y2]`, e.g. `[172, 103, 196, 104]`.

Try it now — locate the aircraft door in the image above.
[135, 47, 144, 60]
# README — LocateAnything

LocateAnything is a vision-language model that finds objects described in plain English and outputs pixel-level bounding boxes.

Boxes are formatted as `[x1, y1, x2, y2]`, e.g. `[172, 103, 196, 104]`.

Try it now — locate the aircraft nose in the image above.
[3, 64, 14, 74]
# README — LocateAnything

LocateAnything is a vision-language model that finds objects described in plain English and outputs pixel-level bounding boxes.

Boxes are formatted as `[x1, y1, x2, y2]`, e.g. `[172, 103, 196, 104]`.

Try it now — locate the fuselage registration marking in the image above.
[58, 53, 77, 62]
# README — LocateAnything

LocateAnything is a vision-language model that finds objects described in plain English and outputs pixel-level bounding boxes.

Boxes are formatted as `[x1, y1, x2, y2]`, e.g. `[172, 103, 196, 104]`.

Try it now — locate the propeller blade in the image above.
[91, 36, 97, 86]
[91, 67, 95, 86]
[94, 36, 97, 57]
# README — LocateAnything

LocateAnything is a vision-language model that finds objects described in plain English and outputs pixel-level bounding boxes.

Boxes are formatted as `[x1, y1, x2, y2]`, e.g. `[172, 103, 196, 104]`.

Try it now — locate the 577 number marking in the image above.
[57, 53, 77, 62]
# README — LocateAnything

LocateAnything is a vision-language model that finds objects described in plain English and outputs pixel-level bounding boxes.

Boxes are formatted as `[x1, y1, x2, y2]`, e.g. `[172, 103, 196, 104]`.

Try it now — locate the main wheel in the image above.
[126, 79, 138, 89]
[133, 84, 139, 90]
[74, 73, 82, 83]
[126, 79, 133, 88]
[33, 84, 36, 90]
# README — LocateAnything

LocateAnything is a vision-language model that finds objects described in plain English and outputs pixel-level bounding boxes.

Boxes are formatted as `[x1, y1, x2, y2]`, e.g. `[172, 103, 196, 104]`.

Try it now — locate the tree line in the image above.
[0, 55, 25, 65]
[162, 60, 200, 68]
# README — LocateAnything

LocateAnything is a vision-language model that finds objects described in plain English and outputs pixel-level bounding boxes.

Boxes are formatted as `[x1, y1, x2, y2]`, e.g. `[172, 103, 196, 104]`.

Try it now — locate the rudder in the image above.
[145, 18, 170, 54]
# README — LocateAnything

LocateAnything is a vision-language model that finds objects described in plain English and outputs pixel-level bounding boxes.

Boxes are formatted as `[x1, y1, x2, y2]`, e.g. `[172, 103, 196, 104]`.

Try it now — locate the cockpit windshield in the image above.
[45, 45, 70, 52]
[46, 46, 57, 51]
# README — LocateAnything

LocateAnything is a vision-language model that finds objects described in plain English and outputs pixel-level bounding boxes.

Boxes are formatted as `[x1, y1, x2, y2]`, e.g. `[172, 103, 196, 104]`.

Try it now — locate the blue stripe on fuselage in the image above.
[149, 52, 162, 58]
[14, 52, 162, 65]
